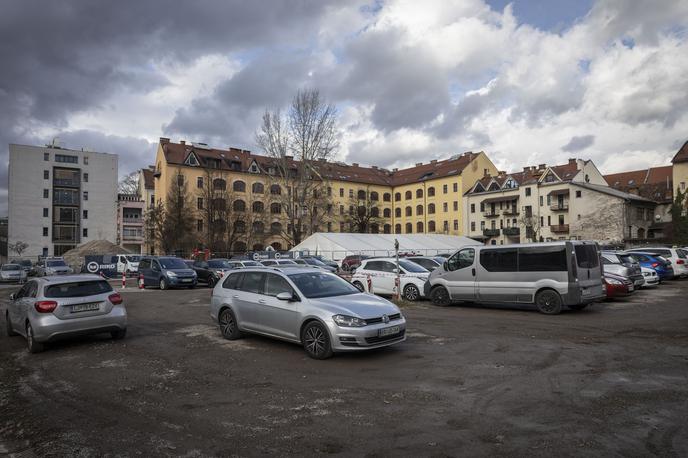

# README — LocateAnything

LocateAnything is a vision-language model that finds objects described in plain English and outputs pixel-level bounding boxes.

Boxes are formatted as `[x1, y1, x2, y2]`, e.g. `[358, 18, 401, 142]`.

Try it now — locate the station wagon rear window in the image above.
[45, 280, 113, 298]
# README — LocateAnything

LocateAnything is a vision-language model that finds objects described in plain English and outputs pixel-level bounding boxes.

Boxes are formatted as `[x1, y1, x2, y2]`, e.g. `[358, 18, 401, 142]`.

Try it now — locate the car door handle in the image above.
[472, 268, 476, 277]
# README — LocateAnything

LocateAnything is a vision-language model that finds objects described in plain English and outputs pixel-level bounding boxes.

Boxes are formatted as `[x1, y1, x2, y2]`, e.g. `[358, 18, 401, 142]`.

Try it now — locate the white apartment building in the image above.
[8, 143, 118, 258]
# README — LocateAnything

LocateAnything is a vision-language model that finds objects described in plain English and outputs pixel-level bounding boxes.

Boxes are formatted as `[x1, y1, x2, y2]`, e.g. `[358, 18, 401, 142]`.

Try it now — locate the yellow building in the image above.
[152, 138, 497, 252]
[672, 140, 688, 201]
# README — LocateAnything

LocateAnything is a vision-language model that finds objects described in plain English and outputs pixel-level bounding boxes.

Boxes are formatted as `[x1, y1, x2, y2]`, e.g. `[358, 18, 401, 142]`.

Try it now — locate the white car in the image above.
[626, 247, 688, 278]
[641, 266, 659, 287]
[351, 258, 430, 301]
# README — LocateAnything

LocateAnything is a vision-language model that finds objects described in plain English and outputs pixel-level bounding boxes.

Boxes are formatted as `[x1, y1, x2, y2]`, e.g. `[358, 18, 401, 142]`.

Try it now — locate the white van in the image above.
[425, 241, 605, 314]
[116, 255, 141, 275]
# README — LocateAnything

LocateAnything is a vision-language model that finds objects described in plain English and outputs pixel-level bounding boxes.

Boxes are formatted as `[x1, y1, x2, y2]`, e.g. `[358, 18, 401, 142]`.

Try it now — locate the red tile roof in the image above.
[672, 140, 688, 164]
[468, 160, 579, 194]
[159, 140, 480, 187]
[141, 168, 155, 190]
[604, 165, 673, 203]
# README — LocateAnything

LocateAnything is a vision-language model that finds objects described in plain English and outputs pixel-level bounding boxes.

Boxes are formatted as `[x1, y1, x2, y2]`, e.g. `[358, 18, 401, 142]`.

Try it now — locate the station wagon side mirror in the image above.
[276, 291, 294, 301]
[9, 293, 15, 300]
[443, 261, 448, 271]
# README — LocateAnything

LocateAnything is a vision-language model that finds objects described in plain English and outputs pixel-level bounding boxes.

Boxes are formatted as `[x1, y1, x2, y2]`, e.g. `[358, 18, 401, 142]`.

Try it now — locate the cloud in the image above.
[562, 135, 595, 152]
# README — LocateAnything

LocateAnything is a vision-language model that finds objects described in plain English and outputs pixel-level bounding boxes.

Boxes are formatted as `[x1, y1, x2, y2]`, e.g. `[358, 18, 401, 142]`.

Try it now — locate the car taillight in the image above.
[34, 301, 58, 313]
[109, 293, 123, 305]
[677, 259, 685, 265]
[651, 262, 659, 268]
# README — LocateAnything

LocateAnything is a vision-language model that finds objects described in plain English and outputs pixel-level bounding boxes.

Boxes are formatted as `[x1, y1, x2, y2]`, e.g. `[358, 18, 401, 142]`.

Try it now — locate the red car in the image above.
[340, 255, 370, 272]
[603, 272, 634, 299]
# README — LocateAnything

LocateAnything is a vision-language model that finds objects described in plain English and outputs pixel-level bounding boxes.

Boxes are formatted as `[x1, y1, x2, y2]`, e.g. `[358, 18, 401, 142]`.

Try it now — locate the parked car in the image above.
[227, 259, 263, 269]
[303, 255, 339, 271]
[35, 257, 73, 276]
[341, 255, 370, 272]
[115, 254, 140, 275]
[624, 252, 674, 282]
[138, 256, 197, 289]
[5, 275, 127, 353]
[640, 266, 659, 287]
[425, 241, 605, 314]
[184, 259, 234, 287]
[12, 259, 36, 276]
[603, 272, 635, 299]
[351, 258, 430, 301]
[406, 256, 447, 272]
[626, 247, 688, 278]
[261, 259, 298, 267]
[294, 257, 337, 273]
[0, 264, 28, 284]
[600, 251, 644, 287]
[210, 268, 406, 359]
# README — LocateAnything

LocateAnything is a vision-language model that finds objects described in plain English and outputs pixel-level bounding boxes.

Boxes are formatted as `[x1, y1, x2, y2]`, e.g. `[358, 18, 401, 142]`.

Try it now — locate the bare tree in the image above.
[144, 201, 165, 255]
[161, 175, 196, 254]
[343, 186, 384, 233]
[518, 212, 541, 242]
[118, 172, 140, 196]
[256, 89, 338, 246]
[8, 241, 29, 257]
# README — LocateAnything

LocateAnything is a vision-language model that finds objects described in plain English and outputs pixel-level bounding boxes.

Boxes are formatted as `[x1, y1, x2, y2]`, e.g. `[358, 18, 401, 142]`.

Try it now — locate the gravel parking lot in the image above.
[1, 282, 687, 457]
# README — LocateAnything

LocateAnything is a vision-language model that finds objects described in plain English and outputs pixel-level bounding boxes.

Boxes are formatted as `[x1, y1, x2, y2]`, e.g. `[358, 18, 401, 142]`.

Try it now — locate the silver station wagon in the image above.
[210, 267, 406, 359]
[5, 275, 127, 353]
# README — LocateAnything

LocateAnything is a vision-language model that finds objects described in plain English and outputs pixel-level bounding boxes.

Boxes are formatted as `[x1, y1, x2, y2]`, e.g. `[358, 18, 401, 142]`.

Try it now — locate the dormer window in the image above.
[230, 161, 241, 171]
[184, 152, 199, 166]
[249, 161, 259, 173]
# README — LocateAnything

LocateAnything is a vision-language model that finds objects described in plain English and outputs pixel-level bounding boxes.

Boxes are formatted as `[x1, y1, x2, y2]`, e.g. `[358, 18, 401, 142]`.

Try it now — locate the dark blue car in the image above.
[626, 252, 674, 281]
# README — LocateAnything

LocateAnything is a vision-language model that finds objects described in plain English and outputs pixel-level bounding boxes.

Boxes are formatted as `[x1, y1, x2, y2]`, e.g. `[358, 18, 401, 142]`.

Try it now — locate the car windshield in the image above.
[617, 254, 635, 265]
[2, 265, 21, 271]
[243, 261, 260, 267]
[208, 260, 231, 268]
[16, 260, 32, 267]
[399, 260, 429, 273]
[277, 260, 297, 265]
[45, 280, 113, 298]
[288, 272, 360, 298]
[304, 258, 325, 266]
[159, 258, 188, 269]
[47, 260, 67, 267]
[602, 253, 621, 264]
[126, 256, 140, 262]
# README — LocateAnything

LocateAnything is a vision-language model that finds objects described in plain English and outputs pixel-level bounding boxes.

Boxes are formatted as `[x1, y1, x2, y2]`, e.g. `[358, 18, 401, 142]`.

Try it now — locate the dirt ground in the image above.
[1, 281, 687, 457]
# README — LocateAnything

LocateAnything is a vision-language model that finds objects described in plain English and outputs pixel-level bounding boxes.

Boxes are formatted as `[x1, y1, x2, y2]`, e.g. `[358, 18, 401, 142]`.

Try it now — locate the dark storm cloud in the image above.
[562, 134, 595, 152]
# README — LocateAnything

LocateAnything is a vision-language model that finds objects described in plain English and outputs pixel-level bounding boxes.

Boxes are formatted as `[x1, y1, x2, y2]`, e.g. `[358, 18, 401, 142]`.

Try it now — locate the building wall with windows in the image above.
[672, 141, 688, 204]
[117, 194, 145, 253]
[8, 143, 117, 258]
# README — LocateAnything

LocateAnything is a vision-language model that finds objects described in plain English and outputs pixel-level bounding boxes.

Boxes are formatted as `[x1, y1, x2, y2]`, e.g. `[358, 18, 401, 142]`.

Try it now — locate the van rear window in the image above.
[518, 247, 568, 271]
[575, 245, 599, 268]
[45, 280, 113, 298]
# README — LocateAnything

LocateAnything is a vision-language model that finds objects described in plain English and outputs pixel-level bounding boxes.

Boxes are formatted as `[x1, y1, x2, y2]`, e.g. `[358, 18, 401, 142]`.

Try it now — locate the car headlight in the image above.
[606, 278, 622, 285]
[167, 271, 177, 277]
[332, 314, 367, 327]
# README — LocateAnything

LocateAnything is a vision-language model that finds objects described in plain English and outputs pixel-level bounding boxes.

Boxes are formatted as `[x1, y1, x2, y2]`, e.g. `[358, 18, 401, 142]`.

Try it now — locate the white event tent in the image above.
[291, 233, 482, 261]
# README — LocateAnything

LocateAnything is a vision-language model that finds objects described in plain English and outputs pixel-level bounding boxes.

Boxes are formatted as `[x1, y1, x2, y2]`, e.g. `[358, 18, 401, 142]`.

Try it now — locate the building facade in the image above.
[464, 159, 656, 247]
[672, 141, 688, 201]
[8, 143, 118, 258]
[117, 194, 145, 253]
[138, 167, 156, 254]
[152, 138, 497, 253]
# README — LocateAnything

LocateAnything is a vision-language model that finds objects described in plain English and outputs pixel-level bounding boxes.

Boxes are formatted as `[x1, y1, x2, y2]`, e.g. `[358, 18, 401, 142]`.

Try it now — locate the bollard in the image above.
[367, 274, 373, 294]
[122, 272, 126, 288]
[138, 274, 145, 290]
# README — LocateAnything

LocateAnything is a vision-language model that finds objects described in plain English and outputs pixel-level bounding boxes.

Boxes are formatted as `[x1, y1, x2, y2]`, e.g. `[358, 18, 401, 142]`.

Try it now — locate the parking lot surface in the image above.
[1, 282, 687, 457]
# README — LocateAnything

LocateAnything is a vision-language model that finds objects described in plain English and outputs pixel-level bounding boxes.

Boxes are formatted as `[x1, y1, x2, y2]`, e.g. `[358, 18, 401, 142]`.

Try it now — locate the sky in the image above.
[1, 0, 687, 216]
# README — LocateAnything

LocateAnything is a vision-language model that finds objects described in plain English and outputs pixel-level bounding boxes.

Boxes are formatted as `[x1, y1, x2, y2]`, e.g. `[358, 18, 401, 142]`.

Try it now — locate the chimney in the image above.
[180, 140, 185, 145]
[159, 137, 170, 144]
[523, 167, 530, 172]
[538, 164, 545, 170]
[568, 158, 576, 165]
[372, 165, 378, 169]
[352, 163, 359, 167]
[415, 162, 423, 167]
[393, 168, 398, 172]
[430, 159, 438, 164]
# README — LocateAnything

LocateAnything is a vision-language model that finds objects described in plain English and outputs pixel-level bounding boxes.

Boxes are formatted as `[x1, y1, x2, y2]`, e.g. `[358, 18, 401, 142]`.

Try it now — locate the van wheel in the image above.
[352, 281, 365, 292]
[430, 286, 451, 306]
[535, 289, 562, 315]
[159, 278, 168, 290]
[569, 303, 588, 311]
[5, 312, 18, 336]
[404, 284, 420, 301]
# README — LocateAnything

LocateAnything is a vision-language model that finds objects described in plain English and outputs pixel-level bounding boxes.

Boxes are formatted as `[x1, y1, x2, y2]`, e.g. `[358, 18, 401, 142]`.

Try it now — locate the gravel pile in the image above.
[63, 240, 131, 271]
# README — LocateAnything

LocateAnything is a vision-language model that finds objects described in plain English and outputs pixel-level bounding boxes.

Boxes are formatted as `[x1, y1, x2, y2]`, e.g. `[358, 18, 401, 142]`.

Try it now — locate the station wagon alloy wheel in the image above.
[219, 309, 241, 340]
[302, 322, 333, 359]
[535, 290, 562, 315]
[404, 284, 420, 301]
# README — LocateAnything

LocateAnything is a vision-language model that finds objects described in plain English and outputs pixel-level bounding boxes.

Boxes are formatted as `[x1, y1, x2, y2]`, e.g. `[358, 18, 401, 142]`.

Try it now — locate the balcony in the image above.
[550, 203, 569, 211]
[483, 210, 499, 218]
[483, 228, 500, 237]
[122, 217, 144, 225]
[502, 208, 520, 216]
[550, 224, 570, 233]
[502, 227, 520, 237]
[53, 178, 80, 188]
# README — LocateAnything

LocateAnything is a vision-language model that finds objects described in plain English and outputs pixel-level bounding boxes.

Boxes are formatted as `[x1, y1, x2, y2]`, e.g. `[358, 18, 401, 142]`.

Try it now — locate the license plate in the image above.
[71, 303, 100, 313]
[378, 325, 400, 337]
[628, 285, 634, 292]
[181, 278, 192, 283]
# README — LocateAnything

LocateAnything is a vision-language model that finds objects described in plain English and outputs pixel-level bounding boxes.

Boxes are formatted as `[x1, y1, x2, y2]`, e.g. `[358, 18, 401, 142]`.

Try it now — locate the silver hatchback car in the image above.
[5, 275, 127, 353]
[210, 267, 406, 359]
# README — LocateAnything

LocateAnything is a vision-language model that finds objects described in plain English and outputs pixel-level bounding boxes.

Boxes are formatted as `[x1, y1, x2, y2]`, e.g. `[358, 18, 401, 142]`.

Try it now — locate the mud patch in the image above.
[175, 325, 256, 350]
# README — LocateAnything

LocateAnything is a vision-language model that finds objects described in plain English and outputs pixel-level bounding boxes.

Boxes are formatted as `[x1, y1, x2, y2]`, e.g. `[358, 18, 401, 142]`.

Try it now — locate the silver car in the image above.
[36, 257, 73, 276]
[209, 267, 406, 359]
[5, 275, 127, 353]
[1, 264, 28, 284]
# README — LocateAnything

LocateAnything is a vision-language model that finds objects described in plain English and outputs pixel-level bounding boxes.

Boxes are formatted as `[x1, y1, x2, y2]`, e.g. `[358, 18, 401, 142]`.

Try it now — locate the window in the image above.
[480, 248, 517, 272]
[405, 206, 412, 217]
[270, 184, 281, 195]
[453, 183, 458, 192]
[428, 187, 435, 197]
[540, 196, 543, 206]
[395, 223, 401, 233]
[405, 223, 412, 233]
[197, 197, 204, 210]
[428, 221, 436, 232]
[576, 190, 582, 198]
[395, 208, 401, 217]
[83, 173, 88, 183]
[453, 201, 458, 211]
[349, 189, 354, 198]
[447, 248, 474, 271]
[405, 191, 412, 200]
[233, 180, 245, 192]
[240, 272, 266, 294]
[252, 182, 264, 194]
[43, 189, 49, 198]
[417, 221, 424, 232]
[370, 191, 379, 201]
[83, 191, 88, 201]
[383, 208, 391, 218]
[83, 156, 89, 165]
[253, 201, 264, 213]
[453, 220, 459, 231]
[519, 246, 568, 271]
[177, 174, 184, 186]
[416, 205, 423, 215]
[233, 200, 246, 212]
[44, 152, 49, 161]
[55, 154, 78, 163]
[83, 210, 88, 219]
[416, 189, 423, 199]
[340, 188, 344, 197]
[197, 219, 203, 232]
[443, 184, 448, 194]
[470, 203, 475, 213]
[43, 227, 48, 237]
[83, 228, 88, 238]
[444, 221, 449, 232]
[574, 245, 599, 268]
[43, 208, 49, 217]
[525, 187, 531, 197]
[428, 203, 435, 214]
[197, 177, 204, 188]
[471, 222, 476, 231]
[270, 203, 281, 214]
[383, 193, 391, 202]
[357, 189, 366, 200]
[395, 192, 401, 201]
[443, 202, 448, 212]
[43, 170, 49, 179]
[265, 274, 294, 297]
